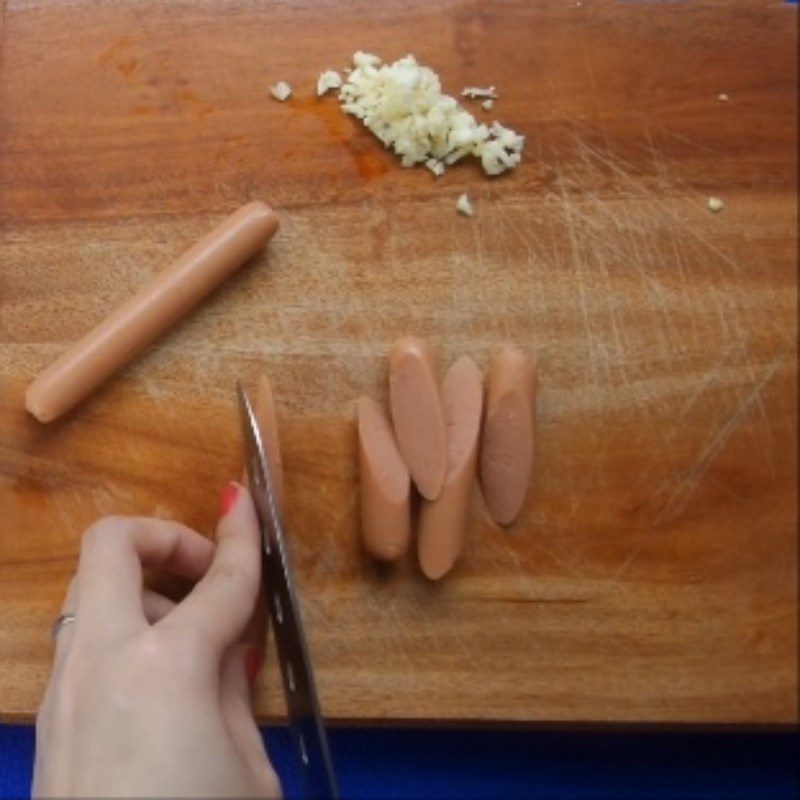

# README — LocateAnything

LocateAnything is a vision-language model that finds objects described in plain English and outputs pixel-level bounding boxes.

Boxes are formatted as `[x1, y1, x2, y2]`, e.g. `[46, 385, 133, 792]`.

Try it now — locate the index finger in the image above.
[164, 483, 261, 652]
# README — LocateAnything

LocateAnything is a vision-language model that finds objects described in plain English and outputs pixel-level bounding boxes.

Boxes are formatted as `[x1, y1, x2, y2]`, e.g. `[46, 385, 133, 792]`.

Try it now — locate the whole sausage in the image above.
[26, 202, 279, 422]
[358, 396, 411, 561]
[418, 356, 484, 580]
[479, 345, 537, 526]
[388, 337, 446, 500]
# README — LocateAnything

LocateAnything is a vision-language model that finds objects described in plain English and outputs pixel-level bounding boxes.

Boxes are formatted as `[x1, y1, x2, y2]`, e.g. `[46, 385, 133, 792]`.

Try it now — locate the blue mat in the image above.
[1, 725, 797, 799]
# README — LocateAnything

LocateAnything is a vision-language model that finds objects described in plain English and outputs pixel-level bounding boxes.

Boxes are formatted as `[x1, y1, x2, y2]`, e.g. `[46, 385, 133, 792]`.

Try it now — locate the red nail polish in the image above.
[245, 646, 262, 684]
[220, 482, 239, 516]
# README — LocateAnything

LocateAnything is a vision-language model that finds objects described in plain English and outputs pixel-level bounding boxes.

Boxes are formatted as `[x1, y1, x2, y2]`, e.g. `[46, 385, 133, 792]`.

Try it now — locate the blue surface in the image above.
[1, 725, 797, 799]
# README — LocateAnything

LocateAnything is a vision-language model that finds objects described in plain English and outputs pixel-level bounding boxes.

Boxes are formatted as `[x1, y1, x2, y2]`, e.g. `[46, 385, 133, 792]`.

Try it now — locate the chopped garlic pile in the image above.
[270, 81, 292, 101]
[337, 53, 523, 176]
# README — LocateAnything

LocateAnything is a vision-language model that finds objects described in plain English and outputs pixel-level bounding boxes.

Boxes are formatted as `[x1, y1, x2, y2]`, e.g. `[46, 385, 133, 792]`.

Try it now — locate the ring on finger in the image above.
[51, 613, 76, 642]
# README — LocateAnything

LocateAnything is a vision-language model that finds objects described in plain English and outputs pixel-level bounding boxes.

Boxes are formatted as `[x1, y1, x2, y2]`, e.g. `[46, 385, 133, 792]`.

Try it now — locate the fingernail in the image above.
[245, 645, 262, 685]
[220, 482, 240, 517]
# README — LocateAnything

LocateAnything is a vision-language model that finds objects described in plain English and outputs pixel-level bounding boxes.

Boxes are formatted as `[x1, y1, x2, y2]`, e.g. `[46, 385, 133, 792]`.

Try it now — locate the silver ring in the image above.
[51, 613, 76, 642]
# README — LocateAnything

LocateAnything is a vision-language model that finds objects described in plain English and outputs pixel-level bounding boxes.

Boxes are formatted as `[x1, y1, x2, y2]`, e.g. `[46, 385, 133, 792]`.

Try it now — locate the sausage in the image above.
[358, 396, 411, 561]
[25, 202, 280, 422]
[479, 345, 537, 526]
[418, 356, 484, 580]
[243, 373, 285, 513]
[388, 337, 446, 500]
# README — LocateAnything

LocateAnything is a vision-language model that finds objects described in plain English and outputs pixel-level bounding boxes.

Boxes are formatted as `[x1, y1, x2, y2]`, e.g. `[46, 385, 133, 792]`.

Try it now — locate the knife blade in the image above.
[236, 383, 339, 800]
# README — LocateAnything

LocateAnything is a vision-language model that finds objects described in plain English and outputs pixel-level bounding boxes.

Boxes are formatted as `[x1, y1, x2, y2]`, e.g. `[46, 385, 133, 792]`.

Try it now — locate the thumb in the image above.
[167, 483, 262, 652]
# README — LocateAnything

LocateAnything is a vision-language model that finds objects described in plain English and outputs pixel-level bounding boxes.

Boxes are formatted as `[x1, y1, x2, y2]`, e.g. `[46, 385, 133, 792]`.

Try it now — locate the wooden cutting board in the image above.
[1, 0, 797, 725]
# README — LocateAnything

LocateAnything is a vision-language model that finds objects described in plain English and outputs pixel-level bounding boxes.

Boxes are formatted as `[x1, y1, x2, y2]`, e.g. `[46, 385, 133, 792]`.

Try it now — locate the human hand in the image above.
[33, 483, 280, 798]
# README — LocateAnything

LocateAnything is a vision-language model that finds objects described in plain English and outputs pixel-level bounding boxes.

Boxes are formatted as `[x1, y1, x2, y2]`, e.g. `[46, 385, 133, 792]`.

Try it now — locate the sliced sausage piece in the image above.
[26, 202, 279, 423]
[358, 396, 411, 561]
[388, 337, 446, 500]
[418, 356, 484, 580]
[480, 345, 537, 526]
[244, 372, 286, 513]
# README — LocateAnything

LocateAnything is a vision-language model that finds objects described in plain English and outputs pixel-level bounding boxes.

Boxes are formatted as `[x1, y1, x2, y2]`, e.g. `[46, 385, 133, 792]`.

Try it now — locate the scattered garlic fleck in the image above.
[269, 81, 292, 101]
[425, 159, 445, 177]
[456, 193, 474, 216]
[717, 93, 730, 102]
[338, 53, 524, 176]
[481, 99, 494, 111]
[317, 69, 343, 96]
[462, 86, 498, 100]
[707, 197, 725, 212]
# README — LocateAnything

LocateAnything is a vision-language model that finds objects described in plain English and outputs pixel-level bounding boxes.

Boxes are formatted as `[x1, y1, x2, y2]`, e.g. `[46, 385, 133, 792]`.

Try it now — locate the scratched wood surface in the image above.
[0, 0, 797, 724]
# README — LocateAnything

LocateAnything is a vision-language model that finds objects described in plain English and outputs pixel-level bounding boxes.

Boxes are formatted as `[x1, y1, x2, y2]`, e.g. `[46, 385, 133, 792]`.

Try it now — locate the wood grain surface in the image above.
[1, 0, 797, 725]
